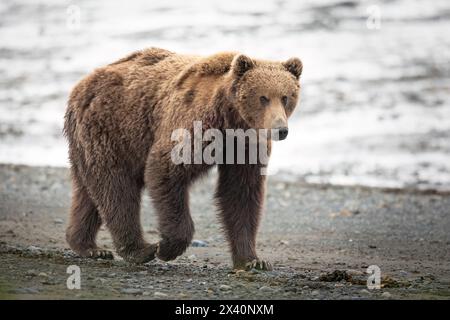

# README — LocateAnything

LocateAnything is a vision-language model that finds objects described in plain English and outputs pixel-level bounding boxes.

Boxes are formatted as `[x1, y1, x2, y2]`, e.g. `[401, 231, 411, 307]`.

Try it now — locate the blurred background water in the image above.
[0, 0, 449, 190]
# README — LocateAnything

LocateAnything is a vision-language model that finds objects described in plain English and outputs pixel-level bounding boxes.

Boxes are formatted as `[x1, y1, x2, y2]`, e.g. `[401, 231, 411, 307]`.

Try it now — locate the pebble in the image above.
[27, 245, 41, 254]
[53, 218, 63, 224]
[191, 240, 208, 247]
[178, 292, 190, 298]
[360, 289, 370, 294]
[154, 291, 168, 298]
[13, 287, 40, 294]
[219, 284, 232, 291]
[41, 279, 56, 285]
[120, 288, 142, 295]
[26, 270, 38, 277]
[381, 292, 392, 298]
[188, 254, 197, 260]
[259, 286, 273, 292]
[311, 290, 320, 296]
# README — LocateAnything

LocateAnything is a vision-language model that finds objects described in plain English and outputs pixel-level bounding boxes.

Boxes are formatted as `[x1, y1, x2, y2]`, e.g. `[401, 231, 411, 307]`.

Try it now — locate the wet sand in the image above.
[0, 164, 449, 299]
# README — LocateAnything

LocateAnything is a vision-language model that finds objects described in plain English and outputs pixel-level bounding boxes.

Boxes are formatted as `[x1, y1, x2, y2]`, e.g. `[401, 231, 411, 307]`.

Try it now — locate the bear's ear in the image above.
[231, 54, 255, 77]
[283, 57, 303, 79]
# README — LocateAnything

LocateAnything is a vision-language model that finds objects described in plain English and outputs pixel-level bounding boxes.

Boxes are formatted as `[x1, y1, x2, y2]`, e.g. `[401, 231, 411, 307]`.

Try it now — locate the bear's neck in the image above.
[206, 85, 249, 132]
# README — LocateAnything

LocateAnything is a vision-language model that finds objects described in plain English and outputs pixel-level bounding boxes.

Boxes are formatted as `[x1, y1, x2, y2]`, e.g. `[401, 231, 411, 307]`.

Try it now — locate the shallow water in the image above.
[1, 0, 449, 190]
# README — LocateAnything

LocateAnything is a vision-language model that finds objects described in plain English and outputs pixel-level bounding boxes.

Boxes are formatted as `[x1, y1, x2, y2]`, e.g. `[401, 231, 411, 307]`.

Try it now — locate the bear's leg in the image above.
[145, 161, 195, 261]
[87, 173, 158, 264]
[215, 164, 272, 271]
[66, 177, 113, 259]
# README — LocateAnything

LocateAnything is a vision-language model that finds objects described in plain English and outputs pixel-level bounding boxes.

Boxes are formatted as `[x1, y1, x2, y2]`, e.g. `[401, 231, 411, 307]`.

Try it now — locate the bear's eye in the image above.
[281, 96, 288, 106]
[260, 96, 270, 106]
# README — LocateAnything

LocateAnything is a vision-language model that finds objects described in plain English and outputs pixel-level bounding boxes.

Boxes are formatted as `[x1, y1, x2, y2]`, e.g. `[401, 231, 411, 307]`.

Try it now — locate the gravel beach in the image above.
[0, 164, 449, 299]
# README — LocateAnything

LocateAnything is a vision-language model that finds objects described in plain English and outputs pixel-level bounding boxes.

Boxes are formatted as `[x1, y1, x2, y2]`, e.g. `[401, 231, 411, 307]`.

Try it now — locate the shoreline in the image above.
[1, 162, 449, 195]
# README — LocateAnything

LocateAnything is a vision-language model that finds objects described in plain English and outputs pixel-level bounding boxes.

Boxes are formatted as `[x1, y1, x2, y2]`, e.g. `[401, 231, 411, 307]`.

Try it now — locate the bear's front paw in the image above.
[122, 243, 158, 264]
[234, 259, 273, 271]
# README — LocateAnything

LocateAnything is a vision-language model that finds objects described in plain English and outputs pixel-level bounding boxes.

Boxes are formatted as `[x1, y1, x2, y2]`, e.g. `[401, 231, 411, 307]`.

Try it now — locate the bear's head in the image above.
[229, 54, 302, 140]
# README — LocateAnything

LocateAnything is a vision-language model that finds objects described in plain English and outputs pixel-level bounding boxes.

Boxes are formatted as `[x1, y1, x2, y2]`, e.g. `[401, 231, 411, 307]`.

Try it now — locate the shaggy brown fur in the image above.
[64, 47, 302, 269]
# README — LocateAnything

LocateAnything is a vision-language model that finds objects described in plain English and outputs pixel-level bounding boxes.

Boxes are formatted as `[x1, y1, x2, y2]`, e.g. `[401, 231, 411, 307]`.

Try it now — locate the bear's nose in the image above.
[275, 127, 289, 140]
[278, 127, 289, 140]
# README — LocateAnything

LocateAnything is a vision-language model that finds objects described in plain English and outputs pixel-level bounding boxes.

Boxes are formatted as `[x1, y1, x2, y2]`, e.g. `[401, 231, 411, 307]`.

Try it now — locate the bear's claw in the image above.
[245, 259, 273, 271]
[87, 249, 114, 260]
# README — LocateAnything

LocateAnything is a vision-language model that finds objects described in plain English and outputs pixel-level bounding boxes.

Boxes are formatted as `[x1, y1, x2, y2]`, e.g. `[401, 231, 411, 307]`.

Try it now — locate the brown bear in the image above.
[64, 47, 302, 270]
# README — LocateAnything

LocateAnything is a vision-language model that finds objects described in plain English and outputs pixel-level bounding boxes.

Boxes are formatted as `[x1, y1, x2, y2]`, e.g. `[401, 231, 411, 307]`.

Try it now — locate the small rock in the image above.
[319, 270, 350, 282]
[53, 218, 63, 224]
[311, 290, 320, 296]
[259, 286, 273, 292]
[142, 291, 152, 296]
[381, 292, 392, 298]
[41, 279, 56, 285]
[188, 254, 197, 260]
[12, 287, 40, 294]
[279, 240, 289, 245]
[219, 284, 232, 291]
[120, 288, 142, 295]
[191, 240, 208, 247]
[154, 291, 168, 298]
[178, 292, 190, 298]
[329, 209, 355, 218]
[27, 245, 41, 254]
[38, 272, 48, 278]
[26, 270, 38, 277]
[360, 289, 370, 294]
